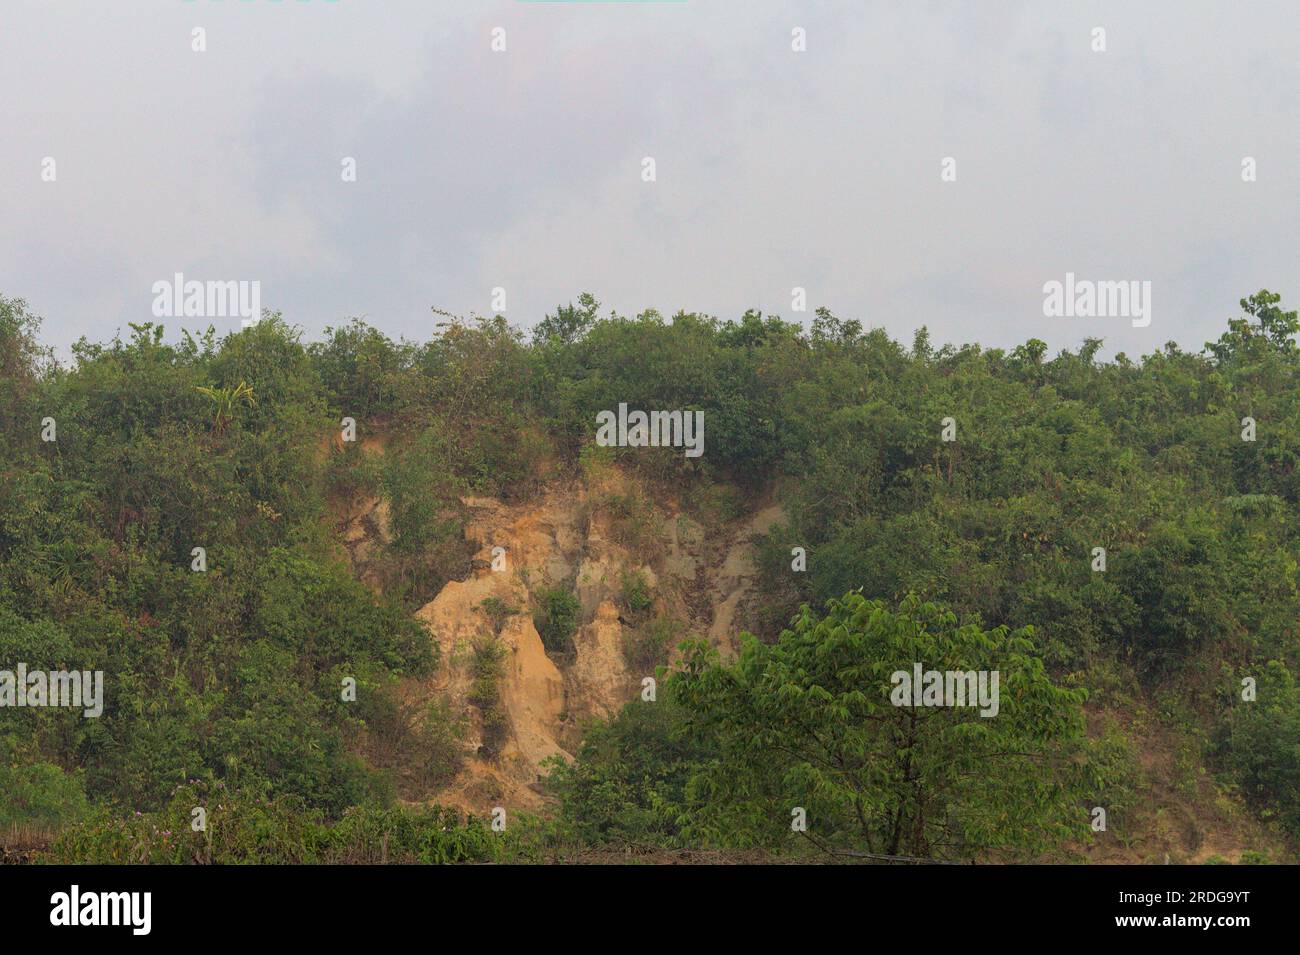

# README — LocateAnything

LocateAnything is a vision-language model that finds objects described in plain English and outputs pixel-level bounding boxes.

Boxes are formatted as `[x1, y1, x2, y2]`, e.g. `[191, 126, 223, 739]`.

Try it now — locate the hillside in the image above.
[1, 291, 1298, 864]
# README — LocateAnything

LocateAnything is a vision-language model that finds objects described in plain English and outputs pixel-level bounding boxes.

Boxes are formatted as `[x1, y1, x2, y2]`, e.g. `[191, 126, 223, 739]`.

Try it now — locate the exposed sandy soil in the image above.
[357, 473, 788, 815]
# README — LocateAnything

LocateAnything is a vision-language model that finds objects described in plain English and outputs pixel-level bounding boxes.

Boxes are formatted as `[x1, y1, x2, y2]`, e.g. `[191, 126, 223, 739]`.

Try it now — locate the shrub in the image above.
[46, 786, 501, 864]
[622, 614, 682, 673]
[351, 684, 463, 796]
[620, 570, 653, 619]
[324, 443, 382, 506]
[469, 639, 509, 759]
[0, 747, 89, 835]
[480, 596, 517, 635]
[1220, 661, 1300, 837]
[534, 586, 580, 660]
[604, 491, 663, 556]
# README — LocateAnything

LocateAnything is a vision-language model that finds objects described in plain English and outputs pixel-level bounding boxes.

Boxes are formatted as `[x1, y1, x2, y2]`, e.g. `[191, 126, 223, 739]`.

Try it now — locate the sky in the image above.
[0, 0, 1295, 360]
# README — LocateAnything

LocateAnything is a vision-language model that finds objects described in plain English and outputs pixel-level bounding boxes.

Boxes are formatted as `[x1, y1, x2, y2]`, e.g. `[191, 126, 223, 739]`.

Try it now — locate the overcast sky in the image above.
[1, 1, 1295, 359]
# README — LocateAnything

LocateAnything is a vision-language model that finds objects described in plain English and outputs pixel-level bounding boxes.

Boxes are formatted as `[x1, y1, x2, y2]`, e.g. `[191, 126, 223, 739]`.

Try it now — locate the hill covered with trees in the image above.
[1, 290, 1296, 863]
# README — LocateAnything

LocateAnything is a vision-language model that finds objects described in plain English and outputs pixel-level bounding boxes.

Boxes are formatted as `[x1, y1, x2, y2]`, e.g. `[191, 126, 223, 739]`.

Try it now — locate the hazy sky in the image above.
[1, 1, 1295, 359]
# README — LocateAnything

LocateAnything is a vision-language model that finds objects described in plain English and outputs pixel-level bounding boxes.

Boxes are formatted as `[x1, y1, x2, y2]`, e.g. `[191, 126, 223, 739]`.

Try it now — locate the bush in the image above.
[351, 685, 463, 796]
[380, 424, 470, 604]
[0, 740, 89, 835]
[622, 614, 681, 673]
[324, 443, 383, 506]
[533, 586, 580, 660]
[603, 491, 663, 556]
[685, 482, 748, 527]
[620, 570, 653, 618]
[1220, 661, 1300, 837]
[469, 639, 509, 759]
[544, 700, 709, 847]
[46, 787, 501, 864]
[480, 596, 517, 635]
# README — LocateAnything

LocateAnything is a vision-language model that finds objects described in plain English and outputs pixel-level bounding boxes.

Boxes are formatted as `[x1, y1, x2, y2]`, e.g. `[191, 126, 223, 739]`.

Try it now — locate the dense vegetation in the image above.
[1, 289, 1296, 862]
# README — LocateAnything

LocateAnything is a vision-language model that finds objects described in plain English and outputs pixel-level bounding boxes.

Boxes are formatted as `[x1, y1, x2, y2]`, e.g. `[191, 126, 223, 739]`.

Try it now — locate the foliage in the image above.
[3, 288, 1297, 861]
[544, 700, 710, 846]
[619, 570, 653, 618]
[46, 786, 501, 864]
[670, 594, 1096, 860]
[621, 614, 681, 674]
[480, 596, 517, 634]
[0, 737, 88, 833]
[533, 586, 580, 660]
[468, 638, 509, 759]
[194, 380, 256, 435]
[1219, 661, 1300, 837]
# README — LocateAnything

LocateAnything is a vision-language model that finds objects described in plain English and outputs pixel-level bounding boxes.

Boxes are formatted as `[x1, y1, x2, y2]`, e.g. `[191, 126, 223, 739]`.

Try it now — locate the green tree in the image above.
[1221, 661, 1300, 837]
[671, 593, 1094, 860]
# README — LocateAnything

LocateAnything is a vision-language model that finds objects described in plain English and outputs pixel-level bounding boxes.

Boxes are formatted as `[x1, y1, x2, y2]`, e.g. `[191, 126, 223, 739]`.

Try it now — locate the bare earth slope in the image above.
[369, 473, 784, 814]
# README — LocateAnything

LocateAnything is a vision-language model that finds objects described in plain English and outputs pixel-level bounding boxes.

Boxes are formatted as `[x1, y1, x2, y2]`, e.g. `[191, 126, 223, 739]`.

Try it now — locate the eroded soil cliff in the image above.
[338, 463, 783, 814]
